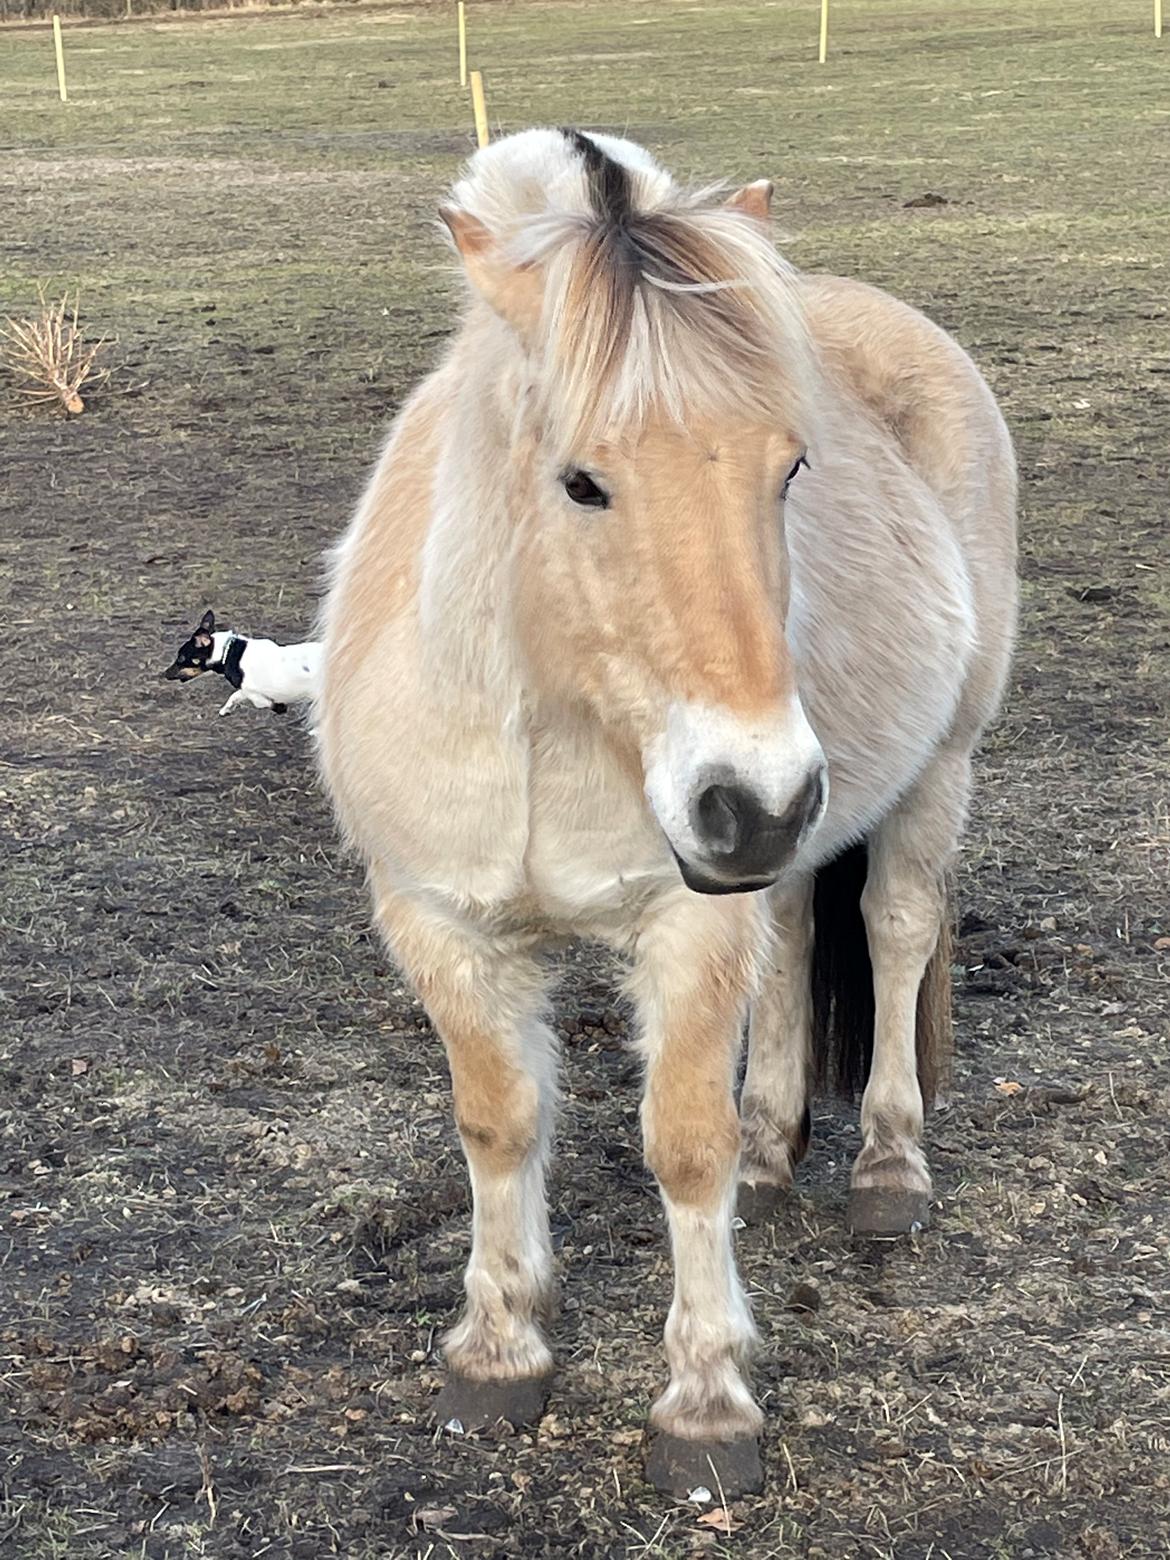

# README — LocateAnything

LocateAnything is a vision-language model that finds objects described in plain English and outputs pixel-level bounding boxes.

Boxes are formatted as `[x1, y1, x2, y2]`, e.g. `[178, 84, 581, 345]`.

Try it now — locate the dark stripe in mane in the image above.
[561, 128, 633, 225]
[559, 128, 698, 291]
[533, 128, 810, 441]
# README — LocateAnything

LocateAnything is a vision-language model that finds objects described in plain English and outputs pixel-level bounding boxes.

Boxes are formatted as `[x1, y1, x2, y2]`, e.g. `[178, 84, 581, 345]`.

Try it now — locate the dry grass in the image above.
[0, 288, 110, 415]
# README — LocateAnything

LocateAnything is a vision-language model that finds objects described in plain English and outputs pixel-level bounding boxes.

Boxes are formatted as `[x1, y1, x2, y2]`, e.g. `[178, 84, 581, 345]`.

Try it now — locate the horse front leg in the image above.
[851, 747, 966, 1236]
[372, 873, 557, 1426]
[632, 893, 766, 1497]
[738, 874, 815, 1220]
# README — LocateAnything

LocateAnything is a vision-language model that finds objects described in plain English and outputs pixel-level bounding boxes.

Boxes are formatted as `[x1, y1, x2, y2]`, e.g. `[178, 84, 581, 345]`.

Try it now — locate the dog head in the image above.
[163, 610, 217, 681]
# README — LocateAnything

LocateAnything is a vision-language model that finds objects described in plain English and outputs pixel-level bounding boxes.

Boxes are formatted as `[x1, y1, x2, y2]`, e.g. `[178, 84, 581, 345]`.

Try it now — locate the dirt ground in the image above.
[1, 1, 1168, 1555]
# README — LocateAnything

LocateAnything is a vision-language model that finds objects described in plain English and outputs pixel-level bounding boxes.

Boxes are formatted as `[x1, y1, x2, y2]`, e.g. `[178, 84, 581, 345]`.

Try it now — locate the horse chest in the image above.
[519, 731, 670, 934]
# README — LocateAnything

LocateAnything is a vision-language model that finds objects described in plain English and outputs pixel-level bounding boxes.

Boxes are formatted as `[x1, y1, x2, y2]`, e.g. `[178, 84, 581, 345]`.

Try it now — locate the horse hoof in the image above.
[434, 1373, 551, 1433]
[736, 1180, 787, 1223]
[644, 1431, 763, 1498]
[847, 1187, 931, 1238]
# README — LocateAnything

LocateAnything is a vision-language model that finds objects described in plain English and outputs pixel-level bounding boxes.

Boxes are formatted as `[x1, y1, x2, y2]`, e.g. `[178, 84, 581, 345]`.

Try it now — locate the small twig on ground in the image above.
[705, 1453, 733, 1538]
[197, 1443, 218, 1527]
[1107, 1071, 1124, 1121]
[782, 1438, 799, 1492]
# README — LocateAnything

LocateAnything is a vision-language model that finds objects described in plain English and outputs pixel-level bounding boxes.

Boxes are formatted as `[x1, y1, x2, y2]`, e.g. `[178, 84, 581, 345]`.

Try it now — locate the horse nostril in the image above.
[695, 782, 745, 854]
[691, 767, 825, 879]
[801, 766, 828, 831]
[772, 768, 825, 840]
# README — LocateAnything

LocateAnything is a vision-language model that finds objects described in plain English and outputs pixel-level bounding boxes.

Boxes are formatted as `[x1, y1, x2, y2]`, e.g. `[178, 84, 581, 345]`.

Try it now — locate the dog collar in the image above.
[211, 631, 239, 671]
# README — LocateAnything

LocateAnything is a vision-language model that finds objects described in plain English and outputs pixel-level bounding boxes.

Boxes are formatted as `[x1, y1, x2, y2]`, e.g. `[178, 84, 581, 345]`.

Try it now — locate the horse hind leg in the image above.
[737, 875, 814, 1221]
[849, 747, 967, 1237]
[371, 873, 557, 1428]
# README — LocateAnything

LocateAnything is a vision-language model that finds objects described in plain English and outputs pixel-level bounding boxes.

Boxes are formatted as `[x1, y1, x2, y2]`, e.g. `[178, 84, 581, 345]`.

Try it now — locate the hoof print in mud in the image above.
[735, 1180, 788, 1223]
[434, 1373, 551, 1434]
[847, 1188, 932, 1239]
[643, 1431, 764, 1499]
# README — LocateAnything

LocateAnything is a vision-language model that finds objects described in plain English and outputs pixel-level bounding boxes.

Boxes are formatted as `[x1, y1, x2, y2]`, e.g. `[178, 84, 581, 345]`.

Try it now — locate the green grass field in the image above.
[2, 3, 1168, 1556]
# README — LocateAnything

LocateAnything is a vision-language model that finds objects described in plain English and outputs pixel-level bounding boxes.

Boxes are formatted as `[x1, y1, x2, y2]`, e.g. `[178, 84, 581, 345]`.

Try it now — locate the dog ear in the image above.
[199, 609, 216, 635]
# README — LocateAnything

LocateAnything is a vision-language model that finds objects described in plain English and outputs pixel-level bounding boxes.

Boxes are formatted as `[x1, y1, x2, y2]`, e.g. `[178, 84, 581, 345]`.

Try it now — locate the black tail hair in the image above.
[811, 841, 875, 1097]
[811, 839, 952, 1107]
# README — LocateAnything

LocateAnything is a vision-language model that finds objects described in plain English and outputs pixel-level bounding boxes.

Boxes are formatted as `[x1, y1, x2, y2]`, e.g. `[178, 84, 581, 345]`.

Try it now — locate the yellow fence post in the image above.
[818, 0, 829, 64]
[470, 69, 489, 149]
[52, 15, 68, 102]
[458, 1, 467, 87]
[1156, 0, 1163, 39]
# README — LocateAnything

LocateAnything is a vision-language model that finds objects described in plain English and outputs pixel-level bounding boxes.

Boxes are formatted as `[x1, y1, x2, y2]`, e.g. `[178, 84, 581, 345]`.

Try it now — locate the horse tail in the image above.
[914, 902, 954, 1110]
[810, 840, 953, 1109]
[810, 842, 874, 1097]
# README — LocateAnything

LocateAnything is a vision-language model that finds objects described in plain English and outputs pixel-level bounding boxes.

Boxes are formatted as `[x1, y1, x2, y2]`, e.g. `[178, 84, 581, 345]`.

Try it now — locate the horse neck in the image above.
[419, 306, 530, 720]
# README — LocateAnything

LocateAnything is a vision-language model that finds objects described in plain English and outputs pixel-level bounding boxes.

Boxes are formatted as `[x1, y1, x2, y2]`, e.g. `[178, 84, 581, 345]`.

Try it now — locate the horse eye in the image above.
[562, 469, 609, 509]
[781, 453, 809, 499]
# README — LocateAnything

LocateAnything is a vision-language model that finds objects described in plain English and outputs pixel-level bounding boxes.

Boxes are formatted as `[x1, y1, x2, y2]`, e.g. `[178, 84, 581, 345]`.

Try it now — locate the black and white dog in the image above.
[163, 610, 321, 716]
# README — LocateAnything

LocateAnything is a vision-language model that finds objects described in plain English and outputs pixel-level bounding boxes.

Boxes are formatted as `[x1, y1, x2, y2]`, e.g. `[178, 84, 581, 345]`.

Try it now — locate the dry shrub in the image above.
[1, 288, 111, 415]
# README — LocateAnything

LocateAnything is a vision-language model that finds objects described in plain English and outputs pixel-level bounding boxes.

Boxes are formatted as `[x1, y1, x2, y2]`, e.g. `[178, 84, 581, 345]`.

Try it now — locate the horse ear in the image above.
[439, 205, 544, 336]
[725, 179, 774, 224]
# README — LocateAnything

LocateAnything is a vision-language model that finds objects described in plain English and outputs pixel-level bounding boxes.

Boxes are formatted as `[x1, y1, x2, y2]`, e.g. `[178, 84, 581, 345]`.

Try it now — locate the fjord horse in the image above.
[317, 129, 1016, 1494]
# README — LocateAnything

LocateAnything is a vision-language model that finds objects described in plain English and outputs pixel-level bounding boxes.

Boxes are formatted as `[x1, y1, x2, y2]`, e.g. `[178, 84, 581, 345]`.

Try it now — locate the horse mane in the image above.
[448, 128, 816, 444]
